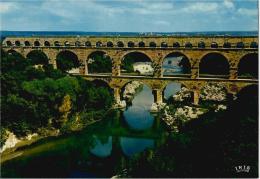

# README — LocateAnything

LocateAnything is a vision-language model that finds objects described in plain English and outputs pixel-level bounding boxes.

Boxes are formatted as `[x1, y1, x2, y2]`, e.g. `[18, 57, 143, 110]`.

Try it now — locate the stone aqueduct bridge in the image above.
[2, 36, 258, 106]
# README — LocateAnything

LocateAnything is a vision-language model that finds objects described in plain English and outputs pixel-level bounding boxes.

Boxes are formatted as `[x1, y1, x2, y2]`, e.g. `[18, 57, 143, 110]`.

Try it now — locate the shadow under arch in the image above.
[162, 52, 191, 77]
[199, 52, 230, 78]
[56, 50, 80, 73]
[238, 53, 258, 79]
[121, 51, 154, 76]
[6, 49, 24, 58]
[92, 79, 112, 90]
[235, 84, 258, 118]
[26, 50, 49, 65]
[87, 51, 112, 74]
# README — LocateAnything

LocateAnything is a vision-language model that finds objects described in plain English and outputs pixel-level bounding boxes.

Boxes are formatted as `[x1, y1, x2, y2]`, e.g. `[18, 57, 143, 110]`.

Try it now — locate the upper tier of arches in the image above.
[4, 39, 258, 49]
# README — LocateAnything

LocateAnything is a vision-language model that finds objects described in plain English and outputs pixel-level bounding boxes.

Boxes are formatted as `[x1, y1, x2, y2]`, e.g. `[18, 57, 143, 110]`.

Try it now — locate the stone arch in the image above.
[85, 41, 92, 47]
[198, 41, 205, 48]
[75, 41, 81, 47]
[6, 41, 12, 46]
[199, 52, 230, 77]
[15, 40, 21, 46]
[185, 42, 192, 48]
[161, 42, 168, 48]
[54, 41, 60, 46]
[56, 50, 80, 72]
[121, 51, 154, 76]
[26, 50, 49, 65]
[88, 78, 114, 100]
[223, 42, 231, 48]
[138, 41, 145, 47]
[121, 80, 153, 91]
[120, 80, 154, 102]
[6, 49, 24, 58]
[24, 41, 30, 46]
[149, 42, 156, 47]
[162, 52, 191, 76]
[34, 41, 40, 47]
[236, 42, 244, 48]
[92, 79, 112, 89]
[64, 41, 70, 46]
[128, 41, 135, 47]
[107, 41, 113, 47]
[87, 50, 112, 74]
[117, 41, 124, 47]
[238, 53, 258, 79]
[211, 42, 218, 48]
[44, 41, 50, 46]
[250, 42, 258, 48]
[96, 41, 102, 47]
[173, 42, 180, 48]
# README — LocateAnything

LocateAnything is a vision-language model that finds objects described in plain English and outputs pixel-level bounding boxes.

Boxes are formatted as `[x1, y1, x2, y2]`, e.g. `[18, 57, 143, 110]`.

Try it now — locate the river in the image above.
[1, 83, 181, 178]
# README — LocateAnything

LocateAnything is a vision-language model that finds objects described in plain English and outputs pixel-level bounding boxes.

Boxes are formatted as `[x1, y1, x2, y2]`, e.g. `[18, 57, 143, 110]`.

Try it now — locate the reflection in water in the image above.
[90, 136, 112, 158]
[120, 137, 154, 157]
[123, 85, 154, 130]
[164, 83, 182, 100]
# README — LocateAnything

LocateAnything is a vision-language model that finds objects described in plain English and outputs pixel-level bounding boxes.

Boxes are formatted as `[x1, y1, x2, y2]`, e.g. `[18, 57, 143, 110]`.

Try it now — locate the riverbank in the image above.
[160, 83, 228, 132]
[0, 108, 111, 162]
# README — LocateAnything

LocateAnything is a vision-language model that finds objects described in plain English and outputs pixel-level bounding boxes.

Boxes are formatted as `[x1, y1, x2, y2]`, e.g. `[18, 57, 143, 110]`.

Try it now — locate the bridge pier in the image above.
[153, 66, 163, 78]
[191, 68, 199, 79]
[150, 89, 165, 112]
[114, 88, 121, 103]
[229, 68, 238, 79]
[112, 58, 121, 76]
[192, 90, 200, 105]
[84, 59, 88, 75]
[113, 87, 126, 108]
[152, 89, 163, 104]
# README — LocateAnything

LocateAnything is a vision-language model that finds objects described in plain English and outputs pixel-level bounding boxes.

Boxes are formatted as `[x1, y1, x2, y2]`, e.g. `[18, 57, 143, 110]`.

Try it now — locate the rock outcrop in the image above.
[123, 81, 143, 103]
[200, 83, 227, 101]
[172, 87, 192, 102]
[162, 106, 206, 132]
[150, 102, 166, 112]
[114, 100, 127, 109]
[0, 131, 20, 153]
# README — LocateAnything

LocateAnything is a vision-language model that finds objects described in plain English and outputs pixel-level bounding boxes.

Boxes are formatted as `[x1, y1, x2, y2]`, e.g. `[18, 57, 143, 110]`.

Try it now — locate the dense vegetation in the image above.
[1, 50, 114, 144]
[88, 53, 112, 73]
[121, 56, 135, 73]
[56, 50, 80, 72]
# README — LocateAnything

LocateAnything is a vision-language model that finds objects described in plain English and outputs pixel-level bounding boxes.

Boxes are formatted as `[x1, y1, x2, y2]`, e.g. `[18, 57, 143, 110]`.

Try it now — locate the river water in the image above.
[1, 83, 181, 178]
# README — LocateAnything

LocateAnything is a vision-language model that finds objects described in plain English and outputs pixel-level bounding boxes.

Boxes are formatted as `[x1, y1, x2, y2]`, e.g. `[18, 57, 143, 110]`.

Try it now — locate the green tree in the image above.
[88, 54, 112, 73]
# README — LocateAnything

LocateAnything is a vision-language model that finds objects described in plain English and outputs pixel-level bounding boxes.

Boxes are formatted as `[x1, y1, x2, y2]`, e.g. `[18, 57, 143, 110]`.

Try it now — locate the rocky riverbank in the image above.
[114, 81, 143, 108]
[161, 83, 228, 132]
[123, 81, 143, 103]
[0, 110, 106, 157]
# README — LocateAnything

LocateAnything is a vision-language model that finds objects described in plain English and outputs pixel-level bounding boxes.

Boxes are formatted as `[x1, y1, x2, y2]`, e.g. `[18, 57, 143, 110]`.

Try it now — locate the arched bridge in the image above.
[2, 36, 258, 106]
